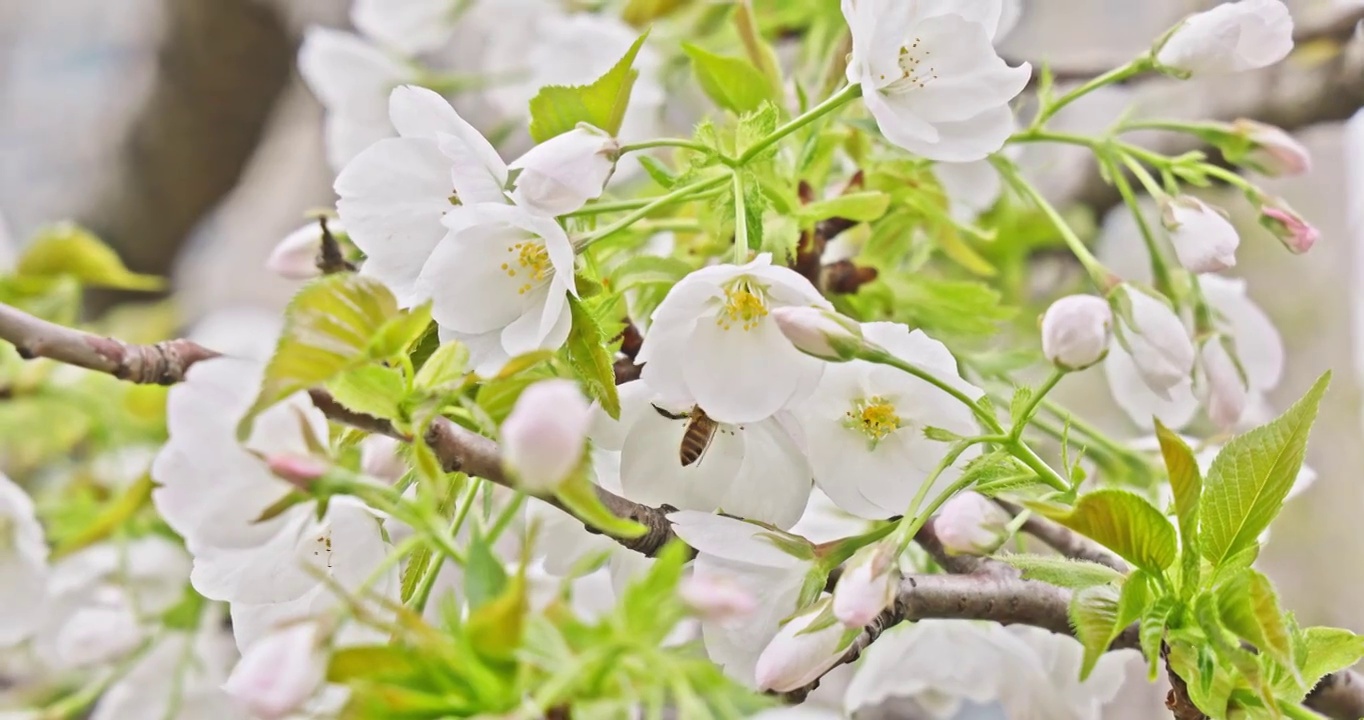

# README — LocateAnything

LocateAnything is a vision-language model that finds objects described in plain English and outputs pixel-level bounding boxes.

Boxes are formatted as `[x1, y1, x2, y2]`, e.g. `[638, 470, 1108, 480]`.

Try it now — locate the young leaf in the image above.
[465, 532, 510, 612]
[1298, 627, 1364, 688]
[1070, 584, 1121, 680]
[1009, 386, 1035, 426]
[1216, 568, 1295, 673]
[467, 570, 527, 662]
[622, 0, 690, 26]
[563, 297, 621, 419]
[1141, 596, 1178, 680]
[1201, 373, 1329, 570]
[997, 554, 1124, 589]
[528, 31, 649, 141]
[1115, 569, 1151, 634]
[796, 191, 891, 224]
[326, 365, 406, 421]
[682, 43, 775, 114]
[555, 471, 646, 539]
[16, 223, 165, 291]
[239, 275, 408, 436]
[1156, 419, 1203, 595]
[1030, 489, 1178, 574]
[414, 341, 470, 392]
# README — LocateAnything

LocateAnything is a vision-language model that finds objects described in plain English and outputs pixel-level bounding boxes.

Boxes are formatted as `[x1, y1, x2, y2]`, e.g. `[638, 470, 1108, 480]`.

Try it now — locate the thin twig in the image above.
[996, 498, 1129, 572]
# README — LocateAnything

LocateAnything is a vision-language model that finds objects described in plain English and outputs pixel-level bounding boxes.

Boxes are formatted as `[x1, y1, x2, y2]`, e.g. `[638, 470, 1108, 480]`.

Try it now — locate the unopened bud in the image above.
[510, 125, 619, 217]
[266, 454, 330, 489]
[935, 491, 1011, 556]
[1154, 0, 1293, 76]
[678, 574, 757, 621]
[502, 380, 592, 493]
[1257, 196, 1318, 254]
[754, 600, 852, 692]
[1199, 336, 1247, 430]
[832, 543, 898, 628]
[1161, 196, 1239, 273]
[222, 622, 327, 719]
[771, 306, 864, 362]
[1041, 295, 1112, 371]
[1113, 285, 1195, 399]
[266, 222, 332, 280]
[1230, 119, 1310, 177]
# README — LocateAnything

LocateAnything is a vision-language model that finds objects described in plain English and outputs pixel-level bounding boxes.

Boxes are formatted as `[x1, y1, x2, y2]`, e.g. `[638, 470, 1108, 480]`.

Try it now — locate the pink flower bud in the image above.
[1161, 196, 1239, 273]
[678, 574, 757, 621]
[1041, 295, 1113, 371]
[510, 125, 619, 216]
[832, 543, 897, 628]
[1232, 119, 1311, 177]
[754, 600, 852, 692]
[265, 454, 330, 489]
[266, 222, 330, 280]
[223, 622, 327, 719]
[501, 380, 592, 493]
[934, 491, 1012, 556]
[1258, 197, 1318, 254]
[1199, 337, 1247, 430]
[771, 306, 864, 362]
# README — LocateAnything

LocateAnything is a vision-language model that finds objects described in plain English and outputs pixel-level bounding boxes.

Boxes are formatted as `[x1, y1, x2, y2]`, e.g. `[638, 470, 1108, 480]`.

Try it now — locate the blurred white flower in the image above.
[351, 0, 457, 55]
[678, 574, 758, 621]
[1110, 285, 1196, 399]
[755, 599, 853, 692]
[91, 617, 240, 720]
[1162, 197, 1239, 273]
[1258, 195, 1319, 254]
[509, 125, 619, 216]
[359, 435, 406, 483]
[793, 322, 983, 519]
[1199, 336, 1248, 431]
[934, 491, 1012, 556]
[298, 28, 414, 171]
[842, 0, 1031, 161]
[1041, 294, 1113, 371]
[772, 306, 866, 362]
[265, 221, 330, 280]
[933, 159, 1003, 221]
[223, 621, 327, 720]
[1232, 119, 1311, 177]
[669, 512, 816, 687]
[638, 255, 832, 424]
[832, 543, 897, 628]
[0, 473, 48, 646]
[503, 380, 592, 493]
[1157, 0, 1293, 76]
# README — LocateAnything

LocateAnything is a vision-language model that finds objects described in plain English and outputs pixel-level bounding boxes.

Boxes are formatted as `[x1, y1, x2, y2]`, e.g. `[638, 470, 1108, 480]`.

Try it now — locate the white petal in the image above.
[668, 512, 804, 568]
[721, 418, 813, 530]
[1103, 342, 1199, 430]
[298, 28, 408, 119]
[351, 0, 454, 55]
[1200, 275, 1283, 391]
[683, 317, 824, 424]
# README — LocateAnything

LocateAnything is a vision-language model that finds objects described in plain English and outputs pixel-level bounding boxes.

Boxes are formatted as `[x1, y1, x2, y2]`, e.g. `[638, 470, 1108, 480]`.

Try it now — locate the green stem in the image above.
[486, 492, 526, 542]
[737, 83, 862, 164]
[1031, 58, 1151, 129]
[409, 544, 448, 613]
[993, 156, 1117, 291]
[562, 186, 726, 219]
[731, 172, 749, 263]
[858, 347, 1003, 434]
[893, 466, 983, 552]
[619, 138, 731, 164]
[1007, 129, 1100, 148]
[1010, 369, 1066, 440]
[901, 438, 983, 527]
[1199, 163, 1261, 194]
[1107, 152, 1175, 295]
[575, 175, 730, 249]
[1007, 440, 1073, 493]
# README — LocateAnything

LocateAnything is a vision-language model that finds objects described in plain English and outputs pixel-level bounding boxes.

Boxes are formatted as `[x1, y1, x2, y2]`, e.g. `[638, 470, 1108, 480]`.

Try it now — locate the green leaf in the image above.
[51, 475, 153, 560]
[1030, 489, 1178, 573]
[682, 43, 775, 114]
[414, 341, 470, 392]
[1116, 570, 1152, 635]
[528, 31, 649, 141]
[797, 192, 890, 224]
[622, 0, 690, 26]
[1217, 569, 1295, 673]
[1156, 419, 1203, 595]
[1299, 627, 1364, 688]
[1141, 596, 1178, 680]
[563, 296, 621, 420]
[240, 275, 410, 436]
[1009, 386, 1034, 426]
[465, 532, 510, 612]
[467, 570, 526, 661]
[997, 554, 1124, 589]
[16, 223, 164, 291]
[326, 365, 405, 421]
[636, 155, 678, 189]
[328, 645, 418, 683]
[1201, 373, 1329, 570]
[555, 471, 646, 539]
[370, 302, 433, 360]
[1070, 584, 1121, 680]
[608, 254, 693, 292]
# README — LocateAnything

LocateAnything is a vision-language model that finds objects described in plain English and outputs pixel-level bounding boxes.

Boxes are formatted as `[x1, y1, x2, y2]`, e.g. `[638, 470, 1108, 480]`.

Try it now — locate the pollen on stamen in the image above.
[716, 278, 769, 332]
[843, 395, 903, 446]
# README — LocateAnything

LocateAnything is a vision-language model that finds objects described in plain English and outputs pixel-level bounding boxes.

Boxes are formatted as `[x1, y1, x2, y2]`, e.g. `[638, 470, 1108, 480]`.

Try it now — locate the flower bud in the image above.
[678, 574, 757, 621]
[266, 222, 332, 280]
[222, 622, 327, 719]
[1230, 119, 1311, 177]
[832, 543, 897, 628]
[754, 600, 852, 692]
[1161, 196, 1239, 273]
[502, 380, 592, 493]
[934, 491, 1012, 556]
[510, 125, 619, 217]
[1155, 0, 1293, 76]
[1199, 336, 1248, 430]
[771, 306, 865, 362]
[265, 454, 330, 489]
[1041, 295, 1113, 371]
[1113, 285, 1195, 399]
[1257, 196, 1318, 254]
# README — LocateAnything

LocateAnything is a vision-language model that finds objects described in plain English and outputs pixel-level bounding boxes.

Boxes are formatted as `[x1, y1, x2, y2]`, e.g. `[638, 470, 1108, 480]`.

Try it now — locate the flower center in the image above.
[716, 278, 769, 332]
[844, 396, 903, 447]
[881, 37, 938, 92]
[501, 241, 551, 295]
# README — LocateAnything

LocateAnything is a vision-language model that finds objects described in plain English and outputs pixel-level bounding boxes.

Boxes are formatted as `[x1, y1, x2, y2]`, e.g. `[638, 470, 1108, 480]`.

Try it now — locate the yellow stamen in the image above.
[503, 241, 551, 295]
[715, 278, 769, 331]
[844, 395, 902, 447]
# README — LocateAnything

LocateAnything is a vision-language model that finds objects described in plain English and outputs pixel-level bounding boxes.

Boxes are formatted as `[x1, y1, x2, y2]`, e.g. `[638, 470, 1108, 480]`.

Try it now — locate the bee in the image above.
[652, 404, 720, 467]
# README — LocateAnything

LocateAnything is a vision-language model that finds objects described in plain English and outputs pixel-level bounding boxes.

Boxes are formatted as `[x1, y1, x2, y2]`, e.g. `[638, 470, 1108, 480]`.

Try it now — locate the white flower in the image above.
[934, 491, 1012, 556]
[1198, 336, 1249, 431]
[755, 600, 853, 692]
[0, 473, 48, 646]
[832, 543, 897, 628]
[298, 28, 414, 171]
[842, 0, 1031, 161]
[359, 435, 406, 483]
[600, 381, 814, 529]
[509, 125, 619, 216]
[1232, 119, 1312, 177]
[794, 322, 984, 519]
[151, 358, 394, 611]
[933, 159, 1003, 221]
[1111, 285, 1195, 399]
[846, 620, 1133, 720]
[638, 255, 832, 424]
[1041, 294, 1113, 370]
[669, 511, 817, 687]
[1156, 0, 1294, 76]
[678, 574, 758, 621]
[502, 380, 592, 492]
[92, 618, 240, 720]
[771, 306, 866, 362]
[223, 622, 327, 720]
[266, 221, 331, 280]
[1162, 197, 1239, 273]
[351, 0, 456, 55]
[52, 588, 143, 668]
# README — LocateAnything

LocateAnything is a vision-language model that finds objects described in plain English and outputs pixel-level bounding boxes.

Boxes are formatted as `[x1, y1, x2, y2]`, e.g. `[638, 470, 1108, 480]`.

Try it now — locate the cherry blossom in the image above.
[223, 621, 328, 720]
[1109, 285, 1196, 400]
[755, 600, 854, 692]
[1156, 0, 1294, 76]
[832, 543, 897, 627]
[502, 380, 592, 493]
[90, 614, 240, 720]
[265, 221, 330, 280]
[842, 0, 1031, 161]
[1041, 294, 1114, 370]
[298, 28, 415, 171]
[1162, 196, 1240, 273]
[934, 491, 1012, 556]
[351, 0, 456, 56]
[0, 472, 49, 646]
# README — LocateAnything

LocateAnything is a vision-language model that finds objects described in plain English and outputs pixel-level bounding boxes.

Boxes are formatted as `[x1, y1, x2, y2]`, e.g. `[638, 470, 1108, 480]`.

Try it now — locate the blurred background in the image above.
[0, 0, 1360, 717]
